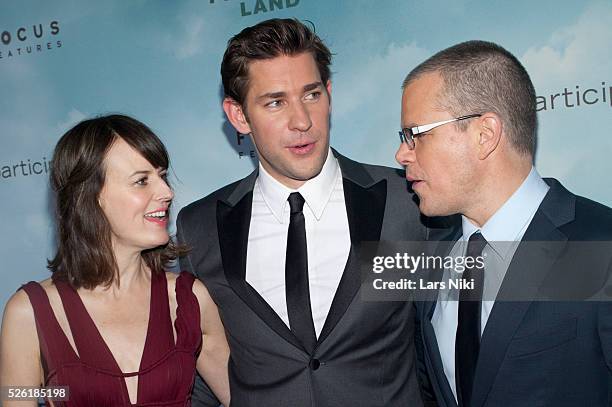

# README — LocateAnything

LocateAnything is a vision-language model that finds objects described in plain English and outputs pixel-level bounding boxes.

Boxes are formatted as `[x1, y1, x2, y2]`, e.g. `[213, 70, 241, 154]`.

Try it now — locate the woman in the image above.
[0, 115, 230, 406]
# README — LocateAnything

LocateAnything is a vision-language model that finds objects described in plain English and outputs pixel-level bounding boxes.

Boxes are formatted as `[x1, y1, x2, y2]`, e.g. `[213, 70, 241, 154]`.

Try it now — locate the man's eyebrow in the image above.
[255, 82, 324, 101]
[303, 82, 323, 92]
[256, 91, 286, 101]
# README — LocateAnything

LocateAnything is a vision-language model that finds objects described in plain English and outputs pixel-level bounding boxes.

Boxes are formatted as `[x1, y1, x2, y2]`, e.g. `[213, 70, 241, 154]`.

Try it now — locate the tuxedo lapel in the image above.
[471, 180, 573, 407]
[216, 177, 306, 352]
[317, 175, 387, 345]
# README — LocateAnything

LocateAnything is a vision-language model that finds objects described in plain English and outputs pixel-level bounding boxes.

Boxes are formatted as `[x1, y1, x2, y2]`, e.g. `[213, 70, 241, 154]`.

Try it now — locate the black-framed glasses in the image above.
[398, 114, 482, 149]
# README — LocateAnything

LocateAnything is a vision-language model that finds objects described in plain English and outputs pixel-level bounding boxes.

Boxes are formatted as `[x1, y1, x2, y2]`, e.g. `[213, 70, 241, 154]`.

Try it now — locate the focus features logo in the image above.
[0, 21, 62, 61]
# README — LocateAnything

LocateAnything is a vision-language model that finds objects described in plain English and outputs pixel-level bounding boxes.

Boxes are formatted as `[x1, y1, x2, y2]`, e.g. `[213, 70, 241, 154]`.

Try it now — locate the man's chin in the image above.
[418, 206, 434, 217]
[290, 159, 327, 181]
[418, 201, 450, 218]
[291, 167, 324, 182]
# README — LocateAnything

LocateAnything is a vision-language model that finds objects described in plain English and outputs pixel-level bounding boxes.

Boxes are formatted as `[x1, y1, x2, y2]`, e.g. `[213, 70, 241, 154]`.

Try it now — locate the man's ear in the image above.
[477, 112, 502, 160]
[325, 80, 332, 112]
[223, 97, 251, 135]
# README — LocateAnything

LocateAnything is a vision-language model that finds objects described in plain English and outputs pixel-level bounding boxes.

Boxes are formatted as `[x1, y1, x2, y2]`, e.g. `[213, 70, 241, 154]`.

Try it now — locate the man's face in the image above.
[395, 72, 479, 217]
[226, 52, 331, 189]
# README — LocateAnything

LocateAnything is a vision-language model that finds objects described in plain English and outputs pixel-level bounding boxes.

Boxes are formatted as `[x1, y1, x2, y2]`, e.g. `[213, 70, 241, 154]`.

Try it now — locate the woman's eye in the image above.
[135, 177, 148, 186]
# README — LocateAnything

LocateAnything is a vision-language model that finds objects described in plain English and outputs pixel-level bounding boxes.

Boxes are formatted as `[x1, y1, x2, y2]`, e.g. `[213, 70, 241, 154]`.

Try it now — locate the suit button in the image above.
[309, 358, 320, 370]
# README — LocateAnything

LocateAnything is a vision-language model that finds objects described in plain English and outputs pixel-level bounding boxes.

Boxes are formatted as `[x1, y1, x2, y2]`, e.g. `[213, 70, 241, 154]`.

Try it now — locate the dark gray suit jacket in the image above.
[416, 179, 612, 407]
[177, 150, 431, 406]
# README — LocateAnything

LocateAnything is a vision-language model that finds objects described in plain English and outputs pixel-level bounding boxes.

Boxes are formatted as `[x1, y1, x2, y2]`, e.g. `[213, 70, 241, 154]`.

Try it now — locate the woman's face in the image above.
[98, 137, 173, 255]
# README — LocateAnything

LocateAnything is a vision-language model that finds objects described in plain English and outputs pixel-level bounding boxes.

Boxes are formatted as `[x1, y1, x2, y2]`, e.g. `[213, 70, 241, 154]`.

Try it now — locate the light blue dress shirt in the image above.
[431, 167, 550, 401]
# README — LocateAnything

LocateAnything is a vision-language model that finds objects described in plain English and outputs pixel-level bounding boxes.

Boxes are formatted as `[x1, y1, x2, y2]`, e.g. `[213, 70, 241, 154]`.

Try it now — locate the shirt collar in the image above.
[461, 167, 550, 258]
[256, 148, 340, 223]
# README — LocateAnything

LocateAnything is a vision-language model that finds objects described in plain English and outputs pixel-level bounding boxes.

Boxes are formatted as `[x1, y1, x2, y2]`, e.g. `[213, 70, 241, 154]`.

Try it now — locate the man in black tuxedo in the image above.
[395, 40, 612, 406]
[177, 18, 431, 406]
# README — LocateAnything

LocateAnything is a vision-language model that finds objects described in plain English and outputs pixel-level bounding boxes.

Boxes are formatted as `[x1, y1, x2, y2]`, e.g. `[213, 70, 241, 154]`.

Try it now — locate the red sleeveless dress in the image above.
[21, 271, 202, 407]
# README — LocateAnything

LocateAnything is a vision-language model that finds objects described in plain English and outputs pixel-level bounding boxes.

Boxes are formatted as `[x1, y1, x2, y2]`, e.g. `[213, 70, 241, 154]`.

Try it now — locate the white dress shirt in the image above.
[431, 167, 550, 400]
[245, 149, 351, 337]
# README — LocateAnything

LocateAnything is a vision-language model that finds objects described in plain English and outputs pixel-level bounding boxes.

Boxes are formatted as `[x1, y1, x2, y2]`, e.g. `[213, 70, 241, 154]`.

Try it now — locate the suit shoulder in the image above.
[178, 179, 243, 221]
[353, 160, 406, 182]
[571, 195, 612, 238]
[575, 194, 612, 216]
[344, 159, 415, 201]
[337, 154, 407, 187]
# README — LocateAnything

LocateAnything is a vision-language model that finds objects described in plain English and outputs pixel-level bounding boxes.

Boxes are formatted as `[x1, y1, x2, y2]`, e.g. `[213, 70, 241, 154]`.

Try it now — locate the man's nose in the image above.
[288, 102, 313, 132]
[395, 141, 416, 166]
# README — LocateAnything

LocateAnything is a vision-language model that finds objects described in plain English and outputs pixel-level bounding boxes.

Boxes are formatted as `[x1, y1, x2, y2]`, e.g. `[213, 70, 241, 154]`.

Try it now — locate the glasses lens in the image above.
[399, 129, 415, 149]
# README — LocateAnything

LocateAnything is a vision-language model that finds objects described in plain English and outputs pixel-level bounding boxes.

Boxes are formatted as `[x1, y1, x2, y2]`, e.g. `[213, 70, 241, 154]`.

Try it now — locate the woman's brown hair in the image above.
[48, 114, 187, 289]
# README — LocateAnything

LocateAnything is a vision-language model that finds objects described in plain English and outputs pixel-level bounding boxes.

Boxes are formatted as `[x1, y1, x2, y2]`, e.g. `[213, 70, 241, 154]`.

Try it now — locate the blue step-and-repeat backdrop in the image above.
[1, 0, 611, 312]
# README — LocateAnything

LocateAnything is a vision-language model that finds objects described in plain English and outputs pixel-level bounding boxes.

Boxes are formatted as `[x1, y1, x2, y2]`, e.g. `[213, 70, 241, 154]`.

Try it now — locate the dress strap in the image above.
[54, 280, 120, 372]
[174, 272, 202, 349]
[20, 282, 79, 375]
[140, 271, 174, 368]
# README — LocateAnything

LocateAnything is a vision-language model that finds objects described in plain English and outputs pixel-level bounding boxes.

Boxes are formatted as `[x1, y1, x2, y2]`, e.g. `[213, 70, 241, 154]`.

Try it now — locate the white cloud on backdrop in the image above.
[157, 0, 237, 62]
[519, 1, 612, 203]
[330, 41, 432, 165]
[522, 1, 612, 86]
[172, 15, 206, 60]
[56, 108, 87, 133]
[334, 41, 430, 118]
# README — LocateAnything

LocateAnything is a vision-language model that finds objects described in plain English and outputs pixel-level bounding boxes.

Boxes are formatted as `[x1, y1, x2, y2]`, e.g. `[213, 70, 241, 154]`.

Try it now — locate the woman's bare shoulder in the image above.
[4, 289, 33, 320]
[4, 277, 55, 318]
[2, 287, 41, 343]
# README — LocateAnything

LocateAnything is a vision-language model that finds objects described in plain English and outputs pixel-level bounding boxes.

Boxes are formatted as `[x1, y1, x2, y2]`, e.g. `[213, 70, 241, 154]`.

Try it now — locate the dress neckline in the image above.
[54, 271, 169, 405]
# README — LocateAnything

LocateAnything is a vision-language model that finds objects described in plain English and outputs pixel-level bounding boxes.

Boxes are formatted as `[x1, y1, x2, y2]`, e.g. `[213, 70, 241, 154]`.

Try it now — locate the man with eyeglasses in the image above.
[396, 40, 612, 407]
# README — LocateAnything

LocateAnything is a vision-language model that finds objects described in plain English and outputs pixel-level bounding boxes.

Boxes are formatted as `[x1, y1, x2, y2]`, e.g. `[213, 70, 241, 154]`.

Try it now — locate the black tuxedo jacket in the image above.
[416, 178, 612, 407]
[177, 150, 433, 407]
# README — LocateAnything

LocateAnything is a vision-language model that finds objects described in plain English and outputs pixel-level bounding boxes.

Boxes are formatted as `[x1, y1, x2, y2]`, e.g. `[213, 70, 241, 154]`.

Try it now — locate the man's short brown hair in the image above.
[221, 18, 332, 107]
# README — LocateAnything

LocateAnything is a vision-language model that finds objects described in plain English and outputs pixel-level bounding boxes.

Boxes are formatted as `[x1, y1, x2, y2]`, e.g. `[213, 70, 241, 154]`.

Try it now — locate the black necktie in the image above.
[455, 232, 487, 407]
[285, 192, 317, 353]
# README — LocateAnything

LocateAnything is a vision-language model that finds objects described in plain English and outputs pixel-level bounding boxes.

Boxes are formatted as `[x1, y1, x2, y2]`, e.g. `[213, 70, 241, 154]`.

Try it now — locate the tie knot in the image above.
[466, 232, 487, 258]
[288, 192, 305, 214]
